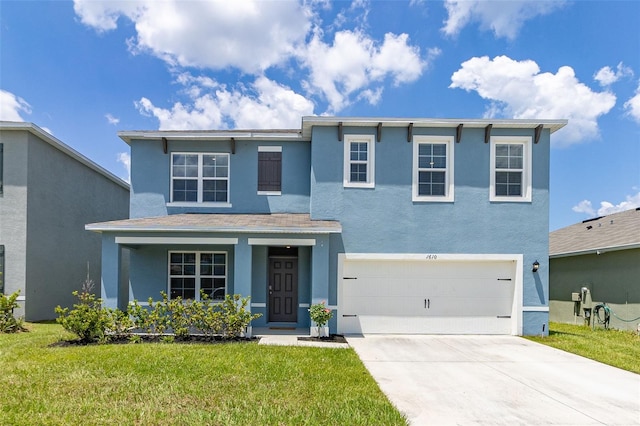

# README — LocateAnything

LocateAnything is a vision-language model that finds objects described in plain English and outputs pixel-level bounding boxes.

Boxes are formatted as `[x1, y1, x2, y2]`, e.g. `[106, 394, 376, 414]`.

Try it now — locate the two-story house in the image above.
[87, 117, 566, 336]
[0, 122, 129, 321]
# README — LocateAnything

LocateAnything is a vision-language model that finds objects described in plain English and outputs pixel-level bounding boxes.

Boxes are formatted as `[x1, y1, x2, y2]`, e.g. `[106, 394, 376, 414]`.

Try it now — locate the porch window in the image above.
[170, 153, 229, 205]
[0, 245, 4, 294]
[168, 252, 226, 301]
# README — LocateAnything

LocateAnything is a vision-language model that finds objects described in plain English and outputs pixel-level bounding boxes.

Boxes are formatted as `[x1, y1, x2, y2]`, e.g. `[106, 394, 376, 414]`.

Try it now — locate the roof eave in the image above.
[118, 129, 305, 145]
[0, 121, 129, 190]
[301, 116, 568, 139]
[85, 225, 342, 234]
[550, 242, 640, 258]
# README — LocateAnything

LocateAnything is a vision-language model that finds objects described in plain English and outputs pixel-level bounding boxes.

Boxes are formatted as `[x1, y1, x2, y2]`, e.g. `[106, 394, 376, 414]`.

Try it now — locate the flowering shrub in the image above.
[308, 301, 333, 328]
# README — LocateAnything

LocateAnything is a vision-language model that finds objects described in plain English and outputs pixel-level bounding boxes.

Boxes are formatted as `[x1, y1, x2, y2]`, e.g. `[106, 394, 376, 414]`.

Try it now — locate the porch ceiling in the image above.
[86, 213, 342, 234]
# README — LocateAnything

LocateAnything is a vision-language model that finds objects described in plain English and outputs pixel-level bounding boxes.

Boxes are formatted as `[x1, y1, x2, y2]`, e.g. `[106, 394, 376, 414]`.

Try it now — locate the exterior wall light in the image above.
[532, 260, 540, 272]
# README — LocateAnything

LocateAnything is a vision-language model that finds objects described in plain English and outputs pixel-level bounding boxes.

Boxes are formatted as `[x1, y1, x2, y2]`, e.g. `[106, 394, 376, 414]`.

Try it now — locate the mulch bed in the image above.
[297, 334, 348, 343]
[49, 335, 257, 347]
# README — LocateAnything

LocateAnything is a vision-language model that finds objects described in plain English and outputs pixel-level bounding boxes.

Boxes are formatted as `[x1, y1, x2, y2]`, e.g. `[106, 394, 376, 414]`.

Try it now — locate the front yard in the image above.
[0, 323, 407, 425]
[526, 322, 640, 374]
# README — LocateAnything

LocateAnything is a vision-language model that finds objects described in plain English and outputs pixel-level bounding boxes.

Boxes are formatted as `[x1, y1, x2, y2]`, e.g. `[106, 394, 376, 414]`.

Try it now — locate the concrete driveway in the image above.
[347, 335, 640, 425]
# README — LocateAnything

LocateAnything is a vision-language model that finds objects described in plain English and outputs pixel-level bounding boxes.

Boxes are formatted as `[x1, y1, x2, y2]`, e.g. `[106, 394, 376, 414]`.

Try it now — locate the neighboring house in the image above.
[87, 117, 566, 336]
[0, 122, 129, 321]
[549, 208, 640, 331]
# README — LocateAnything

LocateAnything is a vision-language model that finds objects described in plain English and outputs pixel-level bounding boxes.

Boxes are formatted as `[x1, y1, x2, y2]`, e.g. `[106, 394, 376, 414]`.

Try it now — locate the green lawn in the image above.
[0, 324, 407, 425]
[526, 322, 640, 374]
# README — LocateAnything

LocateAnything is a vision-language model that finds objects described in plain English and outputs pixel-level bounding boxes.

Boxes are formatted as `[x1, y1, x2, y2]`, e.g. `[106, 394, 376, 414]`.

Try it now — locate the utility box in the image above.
[571, 292, 581, 302]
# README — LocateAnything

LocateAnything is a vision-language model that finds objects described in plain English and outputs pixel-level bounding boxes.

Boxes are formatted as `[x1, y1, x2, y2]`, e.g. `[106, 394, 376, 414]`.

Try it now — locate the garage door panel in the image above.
[341, 315, 513, 335]
[339, 258, 517, 335]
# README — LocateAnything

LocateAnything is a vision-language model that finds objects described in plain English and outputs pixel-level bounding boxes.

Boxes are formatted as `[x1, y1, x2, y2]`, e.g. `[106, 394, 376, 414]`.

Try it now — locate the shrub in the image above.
[309, 301, 333, 328]
[190, 295, 223, 338]
[218, 294, 262, 338]
[55, 290, 111, 343]
[0, 291, 27, 333]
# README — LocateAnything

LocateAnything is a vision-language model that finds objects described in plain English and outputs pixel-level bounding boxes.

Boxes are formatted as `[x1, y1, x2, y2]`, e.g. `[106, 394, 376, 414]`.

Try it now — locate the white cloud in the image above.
[624, 82, 640, 123]
[300, 30, 427, 112]
[74, 1, 430, 117]
[442, 0, 566, 40]
[0, 90, 31, 121]
[573, 192, 640, 218]
[135, 74, 314, 130]
[73, 0, 311, 73]
[572, 200, 595, 217]
[594, 62, 634, 87]
[105, 113, 120, 125]
[449, 55, 616, 145]
[117, 152, 131, 183]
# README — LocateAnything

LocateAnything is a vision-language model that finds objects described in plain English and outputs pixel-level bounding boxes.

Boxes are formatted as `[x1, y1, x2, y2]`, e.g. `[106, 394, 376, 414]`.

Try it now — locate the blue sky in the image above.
[1, 0, 639, 230]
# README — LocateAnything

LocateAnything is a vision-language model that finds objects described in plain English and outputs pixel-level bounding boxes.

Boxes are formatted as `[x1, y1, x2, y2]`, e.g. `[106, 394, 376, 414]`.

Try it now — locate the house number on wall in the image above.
[425, 254, 438, 260]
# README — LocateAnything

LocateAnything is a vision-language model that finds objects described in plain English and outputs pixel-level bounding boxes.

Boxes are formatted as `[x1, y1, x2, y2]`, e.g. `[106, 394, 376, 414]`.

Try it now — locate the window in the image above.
[343, 135, 375, 188]
[490, 136, 532, 202]
[258, 146, 282, 194]
[170, 153, 230, 205]
[168, 252, 227, 301]
[0, 245, 4, 294]
[0, 143, 3, 195]
[412, 136, 454, 202]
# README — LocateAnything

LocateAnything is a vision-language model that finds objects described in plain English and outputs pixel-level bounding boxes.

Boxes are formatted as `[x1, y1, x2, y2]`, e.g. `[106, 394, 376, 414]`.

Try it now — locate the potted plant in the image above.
[309, 301, 332, 338]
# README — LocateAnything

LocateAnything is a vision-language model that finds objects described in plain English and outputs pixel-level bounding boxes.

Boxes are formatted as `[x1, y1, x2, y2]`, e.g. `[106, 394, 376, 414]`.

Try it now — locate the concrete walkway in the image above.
[347, 335, 640, 425]
[255, 328, 349, 348]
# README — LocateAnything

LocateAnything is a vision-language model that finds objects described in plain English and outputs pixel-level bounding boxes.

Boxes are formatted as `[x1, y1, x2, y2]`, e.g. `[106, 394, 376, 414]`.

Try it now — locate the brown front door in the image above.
[268, 257, 298, 322]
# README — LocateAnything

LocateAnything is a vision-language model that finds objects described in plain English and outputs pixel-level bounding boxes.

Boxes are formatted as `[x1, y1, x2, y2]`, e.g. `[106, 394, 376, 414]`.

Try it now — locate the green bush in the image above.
[55, 291, 111, 343]
[57, 287, 262, 342]
[218, 294, 262, 338]
[0, 291, 27, 333]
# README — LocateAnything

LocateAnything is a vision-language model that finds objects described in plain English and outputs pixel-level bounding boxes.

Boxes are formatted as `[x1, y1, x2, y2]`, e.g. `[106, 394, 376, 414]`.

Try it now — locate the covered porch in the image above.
[86, 213, 341, 331]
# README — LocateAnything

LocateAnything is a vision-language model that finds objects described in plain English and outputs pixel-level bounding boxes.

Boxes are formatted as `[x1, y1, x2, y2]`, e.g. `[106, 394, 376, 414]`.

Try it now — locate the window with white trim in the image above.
[170, 153, 229, 204]
[412, 136, 454, 202]
[490, 136, 532, 202]
[168, 252, 227, 301]
[343, 135, 375, 188]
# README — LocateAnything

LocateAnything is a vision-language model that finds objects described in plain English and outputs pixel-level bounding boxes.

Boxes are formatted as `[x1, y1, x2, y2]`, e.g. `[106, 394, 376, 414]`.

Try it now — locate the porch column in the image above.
[100, 234, 122, 310]
[311, 234, 330, 304]
[234, 237, 252, 304]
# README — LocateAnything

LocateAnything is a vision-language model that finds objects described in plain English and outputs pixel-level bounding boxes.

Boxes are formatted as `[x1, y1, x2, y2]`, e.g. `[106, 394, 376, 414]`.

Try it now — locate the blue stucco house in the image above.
[87, 117, 566, 336]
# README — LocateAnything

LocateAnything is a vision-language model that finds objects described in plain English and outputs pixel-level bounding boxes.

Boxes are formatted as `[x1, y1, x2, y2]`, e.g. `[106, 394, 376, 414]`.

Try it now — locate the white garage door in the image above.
[338, 257, 518, 335]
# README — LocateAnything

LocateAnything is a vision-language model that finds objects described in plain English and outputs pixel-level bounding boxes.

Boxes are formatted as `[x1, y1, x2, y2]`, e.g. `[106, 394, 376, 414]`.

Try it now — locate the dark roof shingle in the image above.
[550, 208, 640, 256]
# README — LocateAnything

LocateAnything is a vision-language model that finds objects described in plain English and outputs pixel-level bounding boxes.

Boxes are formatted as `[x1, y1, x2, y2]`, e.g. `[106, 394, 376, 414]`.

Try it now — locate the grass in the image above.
[0, 324, 407, 425]
[526, 322, 640, 374]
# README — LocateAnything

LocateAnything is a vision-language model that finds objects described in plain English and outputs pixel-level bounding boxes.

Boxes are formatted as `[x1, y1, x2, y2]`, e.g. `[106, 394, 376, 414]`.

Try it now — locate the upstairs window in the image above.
[170, 153, 229, 205]
[412, 136, 454, 202]
[343, 134, 375, 188]
[257, 146, 282, 194]
[490, 136, 532, 202]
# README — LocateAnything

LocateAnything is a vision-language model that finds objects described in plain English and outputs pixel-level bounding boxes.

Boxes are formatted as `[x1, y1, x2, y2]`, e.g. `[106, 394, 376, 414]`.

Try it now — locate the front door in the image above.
[268, 257, 298, 322]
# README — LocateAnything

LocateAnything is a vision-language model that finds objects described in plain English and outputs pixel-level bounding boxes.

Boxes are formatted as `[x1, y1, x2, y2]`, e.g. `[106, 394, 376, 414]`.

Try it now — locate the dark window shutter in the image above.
[258, 151, 282, 192]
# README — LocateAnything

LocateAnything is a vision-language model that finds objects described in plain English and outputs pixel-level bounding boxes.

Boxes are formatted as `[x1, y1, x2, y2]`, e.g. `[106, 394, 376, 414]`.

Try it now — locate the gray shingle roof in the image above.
[86, 213, 341, 234]
[549, 208, 640, 257]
